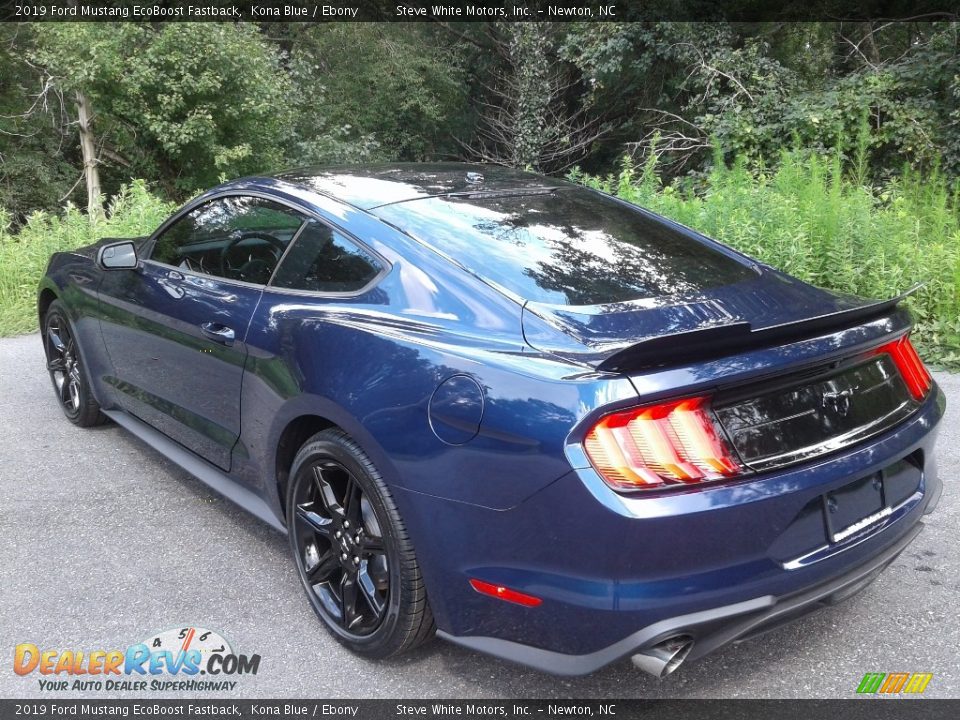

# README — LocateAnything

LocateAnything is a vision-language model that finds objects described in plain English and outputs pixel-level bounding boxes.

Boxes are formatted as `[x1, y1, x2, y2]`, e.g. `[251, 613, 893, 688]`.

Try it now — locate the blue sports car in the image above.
[38, 164, 943, 676]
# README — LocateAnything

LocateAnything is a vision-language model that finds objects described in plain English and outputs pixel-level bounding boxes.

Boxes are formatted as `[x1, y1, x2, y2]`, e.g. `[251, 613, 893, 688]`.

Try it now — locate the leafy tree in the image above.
[283, 23, 468, 164]
[30, 22, 293, 195]
[467, 22, 604, 172]
[0, 25, 80, 223]
[562, 21, 960, 179]
[2, 18, 959, 216]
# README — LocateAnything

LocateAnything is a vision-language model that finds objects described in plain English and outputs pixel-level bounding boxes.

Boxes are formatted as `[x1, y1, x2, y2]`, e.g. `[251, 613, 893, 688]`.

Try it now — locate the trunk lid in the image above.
[521, 269, 920, 372]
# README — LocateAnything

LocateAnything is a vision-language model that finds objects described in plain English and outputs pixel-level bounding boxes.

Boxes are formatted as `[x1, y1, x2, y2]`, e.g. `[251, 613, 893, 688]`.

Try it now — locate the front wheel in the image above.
[42, 301, 106, 427]
[286, 429, 435, 658]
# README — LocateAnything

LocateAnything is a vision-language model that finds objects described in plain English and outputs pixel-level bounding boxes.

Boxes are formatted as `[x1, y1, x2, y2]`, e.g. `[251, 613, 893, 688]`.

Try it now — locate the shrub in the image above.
[0, 180, 174, 335]
[3, 165, 959, 372]
[572, 149, 960, 370]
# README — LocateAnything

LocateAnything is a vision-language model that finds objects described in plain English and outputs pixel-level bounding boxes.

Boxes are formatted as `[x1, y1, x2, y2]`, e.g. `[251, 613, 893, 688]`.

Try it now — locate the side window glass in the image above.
[271, 221, 383, 293]
[150, 196, 305, 284]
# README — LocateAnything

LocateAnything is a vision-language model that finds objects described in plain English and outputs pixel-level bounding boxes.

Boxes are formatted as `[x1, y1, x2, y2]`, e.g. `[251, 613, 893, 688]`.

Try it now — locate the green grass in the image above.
[571, 149, 960, 370]
[0, 180, 174, 335]
[2, 162, 959, 370]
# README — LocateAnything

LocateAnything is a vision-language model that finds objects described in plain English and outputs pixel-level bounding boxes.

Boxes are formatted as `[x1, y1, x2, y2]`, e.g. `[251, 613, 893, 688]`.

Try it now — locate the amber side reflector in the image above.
[583, 396, 743, 491]
[469, 579, 543, 607]
[875, 336, 933, 401]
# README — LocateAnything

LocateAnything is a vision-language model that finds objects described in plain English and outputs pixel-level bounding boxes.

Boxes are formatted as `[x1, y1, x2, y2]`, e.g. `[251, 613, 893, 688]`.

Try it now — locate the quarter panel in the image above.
[237, 260, 639, 515]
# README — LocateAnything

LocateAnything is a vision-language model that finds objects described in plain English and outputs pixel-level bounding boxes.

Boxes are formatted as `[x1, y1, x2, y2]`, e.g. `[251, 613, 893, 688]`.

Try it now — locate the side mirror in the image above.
[97, 241, 138, 270]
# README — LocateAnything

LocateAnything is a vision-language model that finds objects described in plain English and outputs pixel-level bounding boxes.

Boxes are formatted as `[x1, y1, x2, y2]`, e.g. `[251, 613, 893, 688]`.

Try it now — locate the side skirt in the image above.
[104, 409, 287, 533]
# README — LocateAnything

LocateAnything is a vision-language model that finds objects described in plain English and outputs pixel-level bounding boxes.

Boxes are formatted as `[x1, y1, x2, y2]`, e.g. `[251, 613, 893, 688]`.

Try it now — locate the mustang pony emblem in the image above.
[822, 386, 858, 417]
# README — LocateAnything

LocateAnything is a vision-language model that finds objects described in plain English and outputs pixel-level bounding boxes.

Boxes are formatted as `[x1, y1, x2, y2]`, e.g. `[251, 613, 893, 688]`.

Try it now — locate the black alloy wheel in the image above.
[287, 429, 435, 657]
[43, 301, 106, 427]
[294, 459, 389, 635]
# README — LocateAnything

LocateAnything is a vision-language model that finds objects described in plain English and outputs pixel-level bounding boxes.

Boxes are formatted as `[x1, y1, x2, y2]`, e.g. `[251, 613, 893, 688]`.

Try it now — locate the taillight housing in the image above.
[583, 395, 744, 491]
[874, 335, 933, 400]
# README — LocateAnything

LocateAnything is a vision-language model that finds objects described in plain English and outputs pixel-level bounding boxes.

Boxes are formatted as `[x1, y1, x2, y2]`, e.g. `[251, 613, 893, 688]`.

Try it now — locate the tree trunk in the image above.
[859, 21, 881, 67]
[75, 91, 103, 219]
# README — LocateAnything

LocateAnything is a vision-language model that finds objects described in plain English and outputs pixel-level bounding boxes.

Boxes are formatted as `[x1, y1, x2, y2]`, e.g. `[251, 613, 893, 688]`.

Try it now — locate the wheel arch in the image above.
[37, 286, 59, 327]
[274, 414, 338, 517]
[265, 403, 445, 635]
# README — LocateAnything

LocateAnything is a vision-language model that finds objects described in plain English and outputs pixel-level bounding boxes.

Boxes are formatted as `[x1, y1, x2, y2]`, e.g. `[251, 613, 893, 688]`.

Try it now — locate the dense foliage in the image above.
[6, 21, 960, 217]
[0, 181, 174, 335]
[561, 22, 960, 177]
[3, 157, 957, 368]
[573, 149, 960, 369]
[29, 23, 293, 195]
[0, 20, 958, 368]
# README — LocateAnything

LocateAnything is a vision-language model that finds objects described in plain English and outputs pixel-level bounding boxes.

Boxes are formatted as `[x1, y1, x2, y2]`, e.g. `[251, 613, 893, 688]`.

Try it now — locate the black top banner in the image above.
[1, 0, 959, 23]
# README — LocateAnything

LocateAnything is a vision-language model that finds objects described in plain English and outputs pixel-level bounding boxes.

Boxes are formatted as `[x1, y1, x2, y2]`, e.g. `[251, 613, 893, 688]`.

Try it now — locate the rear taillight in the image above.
[583, 396, 743, 491]
[875, 335, 932, 400]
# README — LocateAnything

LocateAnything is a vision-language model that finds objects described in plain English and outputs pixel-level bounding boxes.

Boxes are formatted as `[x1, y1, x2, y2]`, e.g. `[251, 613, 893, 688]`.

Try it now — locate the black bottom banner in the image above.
[1, 700, 958, 720]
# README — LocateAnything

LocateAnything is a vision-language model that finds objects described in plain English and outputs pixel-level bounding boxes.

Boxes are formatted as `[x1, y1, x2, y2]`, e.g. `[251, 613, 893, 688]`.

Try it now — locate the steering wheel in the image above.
[219, 231, 286, 282]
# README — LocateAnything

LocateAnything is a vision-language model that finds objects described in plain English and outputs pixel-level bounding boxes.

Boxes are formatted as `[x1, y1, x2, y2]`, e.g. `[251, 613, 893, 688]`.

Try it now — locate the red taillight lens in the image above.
[875, 335, 932, 400]
[583, 396, 743, 491]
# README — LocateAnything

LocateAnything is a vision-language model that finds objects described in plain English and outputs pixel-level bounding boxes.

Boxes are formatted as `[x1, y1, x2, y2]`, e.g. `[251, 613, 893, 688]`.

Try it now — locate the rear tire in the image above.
[42, 301, 107, 427]
[286, 428, 435, 658]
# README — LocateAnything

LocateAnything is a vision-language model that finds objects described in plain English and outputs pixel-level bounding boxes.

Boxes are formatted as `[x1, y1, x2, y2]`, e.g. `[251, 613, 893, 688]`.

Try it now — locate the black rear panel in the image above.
[713, 355, 917, 471]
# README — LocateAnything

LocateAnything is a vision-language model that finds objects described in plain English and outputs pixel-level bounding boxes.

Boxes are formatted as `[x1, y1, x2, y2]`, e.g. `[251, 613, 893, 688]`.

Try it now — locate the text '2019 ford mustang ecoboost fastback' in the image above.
[38, 164, 943, 677]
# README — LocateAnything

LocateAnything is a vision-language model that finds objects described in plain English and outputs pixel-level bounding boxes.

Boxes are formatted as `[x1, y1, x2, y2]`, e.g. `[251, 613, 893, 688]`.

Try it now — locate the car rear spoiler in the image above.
[596, 283, 924, 373]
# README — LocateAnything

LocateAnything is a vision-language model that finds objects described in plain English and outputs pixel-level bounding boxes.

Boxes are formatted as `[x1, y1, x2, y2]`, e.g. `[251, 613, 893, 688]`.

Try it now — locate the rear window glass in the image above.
[372, 189, 758, 305]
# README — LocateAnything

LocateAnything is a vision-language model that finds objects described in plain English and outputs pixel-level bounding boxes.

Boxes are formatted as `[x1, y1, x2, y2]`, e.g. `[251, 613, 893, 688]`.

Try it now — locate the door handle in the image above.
[200, 322, 235, 345]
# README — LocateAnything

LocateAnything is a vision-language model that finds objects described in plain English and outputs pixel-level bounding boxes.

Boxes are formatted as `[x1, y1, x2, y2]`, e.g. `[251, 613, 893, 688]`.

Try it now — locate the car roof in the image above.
[270, 162, 559, 210]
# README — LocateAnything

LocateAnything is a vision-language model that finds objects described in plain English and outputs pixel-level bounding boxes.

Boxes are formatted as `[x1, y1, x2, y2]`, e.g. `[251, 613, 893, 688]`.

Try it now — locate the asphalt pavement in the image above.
[1, 332, 957, 699]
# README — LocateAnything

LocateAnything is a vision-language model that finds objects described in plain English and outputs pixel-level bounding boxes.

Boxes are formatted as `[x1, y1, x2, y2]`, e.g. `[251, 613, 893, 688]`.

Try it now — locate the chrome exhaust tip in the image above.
[630, 636, 694, 679]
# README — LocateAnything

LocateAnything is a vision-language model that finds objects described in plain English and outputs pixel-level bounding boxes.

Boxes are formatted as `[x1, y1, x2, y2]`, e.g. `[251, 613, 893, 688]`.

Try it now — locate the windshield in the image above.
[372, 188, 758, 306]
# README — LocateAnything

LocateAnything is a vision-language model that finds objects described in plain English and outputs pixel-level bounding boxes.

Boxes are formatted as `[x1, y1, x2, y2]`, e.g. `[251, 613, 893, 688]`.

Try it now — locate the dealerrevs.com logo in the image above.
[13, 627, 260, 692]
[856, 672, 933, 695]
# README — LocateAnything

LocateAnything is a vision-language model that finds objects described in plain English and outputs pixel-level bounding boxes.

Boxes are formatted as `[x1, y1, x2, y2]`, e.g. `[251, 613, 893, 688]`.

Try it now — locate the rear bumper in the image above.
[438, 519, 922, 675]
[398, 384, 943, 675]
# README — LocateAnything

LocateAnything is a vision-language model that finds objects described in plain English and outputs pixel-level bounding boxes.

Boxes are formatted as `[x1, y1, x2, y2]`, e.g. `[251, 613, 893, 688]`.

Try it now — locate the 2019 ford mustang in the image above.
[38, 164, 944, 676]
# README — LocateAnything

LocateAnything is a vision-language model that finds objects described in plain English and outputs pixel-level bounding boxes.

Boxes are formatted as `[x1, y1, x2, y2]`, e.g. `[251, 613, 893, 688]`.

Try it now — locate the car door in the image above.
[97, 194, 307, 471]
